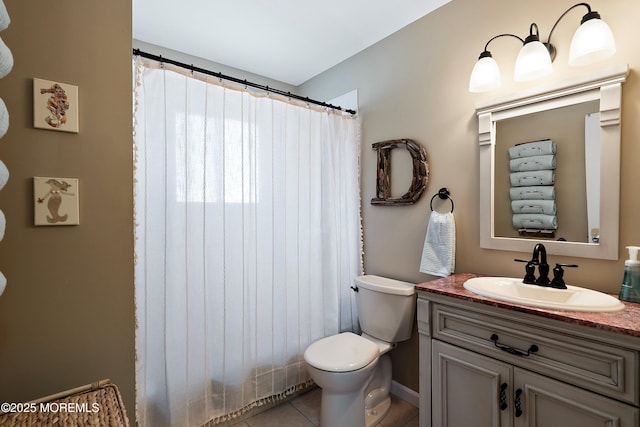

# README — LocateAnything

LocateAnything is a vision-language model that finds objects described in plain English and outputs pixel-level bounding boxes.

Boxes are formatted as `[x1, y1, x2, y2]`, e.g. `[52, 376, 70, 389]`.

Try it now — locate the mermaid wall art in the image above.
[34, 177, 79, 226]
[33, 78, 79, 133]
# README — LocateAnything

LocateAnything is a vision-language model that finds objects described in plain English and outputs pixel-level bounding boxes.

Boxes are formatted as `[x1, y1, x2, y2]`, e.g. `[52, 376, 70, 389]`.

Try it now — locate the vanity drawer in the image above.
[431, 302, 638, 405]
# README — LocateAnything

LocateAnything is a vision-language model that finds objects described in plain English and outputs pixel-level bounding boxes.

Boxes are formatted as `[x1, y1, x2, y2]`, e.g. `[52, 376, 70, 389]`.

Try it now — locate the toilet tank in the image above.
[354, 275, 416, 343]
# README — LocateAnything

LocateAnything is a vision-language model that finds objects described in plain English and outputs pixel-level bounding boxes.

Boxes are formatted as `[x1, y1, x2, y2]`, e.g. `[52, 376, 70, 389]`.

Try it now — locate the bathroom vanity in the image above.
[417, 273, 640, 427]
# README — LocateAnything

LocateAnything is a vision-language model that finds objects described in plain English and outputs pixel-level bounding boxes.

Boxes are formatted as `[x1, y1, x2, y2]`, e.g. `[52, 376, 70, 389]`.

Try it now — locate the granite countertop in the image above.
[416, 273, 640, 338]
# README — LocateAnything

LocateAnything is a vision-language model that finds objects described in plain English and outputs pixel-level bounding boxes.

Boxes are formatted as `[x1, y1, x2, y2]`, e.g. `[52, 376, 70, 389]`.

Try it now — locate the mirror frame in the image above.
[476, 64, 628, 260]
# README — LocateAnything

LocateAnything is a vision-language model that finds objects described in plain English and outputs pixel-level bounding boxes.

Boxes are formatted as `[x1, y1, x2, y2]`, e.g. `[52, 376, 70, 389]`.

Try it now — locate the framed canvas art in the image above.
[33, 177, 79, 226]
[33, 78, 79, 133]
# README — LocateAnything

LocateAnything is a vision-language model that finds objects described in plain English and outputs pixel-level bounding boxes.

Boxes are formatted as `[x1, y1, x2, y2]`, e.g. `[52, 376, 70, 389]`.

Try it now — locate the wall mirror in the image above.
[476, 64, 628, 260]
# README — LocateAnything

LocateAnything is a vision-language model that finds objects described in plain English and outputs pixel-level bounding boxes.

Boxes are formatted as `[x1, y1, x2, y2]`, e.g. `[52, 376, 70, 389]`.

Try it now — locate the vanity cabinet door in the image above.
[432, 340, 512, 427]
[513, 368, 639, 427]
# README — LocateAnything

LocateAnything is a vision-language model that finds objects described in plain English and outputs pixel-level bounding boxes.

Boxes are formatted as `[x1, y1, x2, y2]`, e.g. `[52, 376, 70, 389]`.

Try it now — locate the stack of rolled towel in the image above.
[508, 139, 557, 233]
[0, 0, 9, 297]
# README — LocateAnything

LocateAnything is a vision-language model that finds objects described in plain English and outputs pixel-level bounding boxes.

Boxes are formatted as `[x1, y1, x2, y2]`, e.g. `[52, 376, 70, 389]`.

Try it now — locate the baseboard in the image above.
[390, 380, 419, 407]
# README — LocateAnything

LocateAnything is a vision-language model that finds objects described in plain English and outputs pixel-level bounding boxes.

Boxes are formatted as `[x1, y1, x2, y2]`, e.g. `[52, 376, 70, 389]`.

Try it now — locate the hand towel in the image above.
[0, 159, 8, 191]
[420, 211, 455, 277]
[512, 213, 558, 230]
[509, 186, 555, 200]
[510, 170, 554, 187]
[0, 208, 4, 241]
[0, 36, 12, 78]
[0, 1, 9, 32]
[0, 270, 5, 296]
[508, 139, 556, 159]
[509, 154, 556, 172]
[0, 97, 8, 139]
[511, 199, 556, 215]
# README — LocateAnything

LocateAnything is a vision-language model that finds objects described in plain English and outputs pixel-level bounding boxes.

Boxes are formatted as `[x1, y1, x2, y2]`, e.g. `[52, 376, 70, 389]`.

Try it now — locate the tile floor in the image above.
[229, 387, 419, 427]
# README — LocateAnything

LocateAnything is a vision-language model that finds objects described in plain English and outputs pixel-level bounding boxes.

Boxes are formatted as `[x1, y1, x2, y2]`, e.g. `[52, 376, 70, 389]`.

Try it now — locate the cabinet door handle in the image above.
[515, 389, 523, 417]
[499, 382, 508, 410]
[490, 334, 539, 357]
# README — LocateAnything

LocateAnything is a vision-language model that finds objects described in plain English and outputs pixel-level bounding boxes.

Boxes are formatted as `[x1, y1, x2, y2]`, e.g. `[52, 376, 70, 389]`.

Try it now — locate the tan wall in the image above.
[0, 1, 134, 414]
[300, 0, 640, 392]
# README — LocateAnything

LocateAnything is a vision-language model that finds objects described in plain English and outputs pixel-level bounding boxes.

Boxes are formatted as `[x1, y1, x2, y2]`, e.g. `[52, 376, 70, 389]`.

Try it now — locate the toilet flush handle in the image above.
[350, 286, 359, 292]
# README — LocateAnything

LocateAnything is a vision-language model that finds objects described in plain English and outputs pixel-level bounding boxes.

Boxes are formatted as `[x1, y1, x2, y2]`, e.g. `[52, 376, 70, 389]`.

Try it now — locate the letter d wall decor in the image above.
[371, 139, 429, 206]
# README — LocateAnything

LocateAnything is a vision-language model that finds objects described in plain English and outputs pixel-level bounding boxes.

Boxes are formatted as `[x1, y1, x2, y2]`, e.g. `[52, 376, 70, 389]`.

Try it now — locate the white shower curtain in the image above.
[133, 57, 362, 426]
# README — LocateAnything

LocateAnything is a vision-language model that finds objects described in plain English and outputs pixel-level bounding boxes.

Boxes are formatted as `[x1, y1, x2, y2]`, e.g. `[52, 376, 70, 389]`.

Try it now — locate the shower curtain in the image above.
[133, 57, 362, 426]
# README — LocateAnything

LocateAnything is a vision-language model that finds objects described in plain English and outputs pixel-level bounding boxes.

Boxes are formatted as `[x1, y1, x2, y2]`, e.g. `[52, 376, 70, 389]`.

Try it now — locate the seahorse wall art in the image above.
[33, 177, 80, 226]
[33, 78, 79, 133]
[40, 83, 69, 128]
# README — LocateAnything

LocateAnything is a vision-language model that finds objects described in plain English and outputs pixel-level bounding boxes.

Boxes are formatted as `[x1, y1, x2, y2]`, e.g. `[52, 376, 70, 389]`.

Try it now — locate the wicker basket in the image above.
[0, 379, 130, 426]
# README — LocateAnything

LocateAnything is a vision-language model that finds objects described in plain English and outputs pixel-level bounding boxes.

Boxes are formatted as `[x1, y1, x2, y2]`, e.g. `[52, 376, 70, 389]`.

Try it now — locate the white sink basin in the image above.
[463, 277, 625, 312]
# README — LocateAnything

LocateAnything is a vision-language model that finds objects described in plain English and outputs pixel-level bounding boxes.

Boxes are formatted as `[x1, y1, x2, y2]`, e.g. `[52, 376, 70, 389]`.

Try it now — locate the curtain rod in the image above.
[133, 49, 356, 115]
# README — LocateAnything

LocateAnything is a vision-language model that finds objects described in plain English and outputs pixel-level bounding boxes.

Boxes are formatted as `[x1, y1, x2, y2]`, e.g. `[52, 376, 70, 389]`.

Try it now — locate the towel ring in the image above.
[430, 188, 454, 213]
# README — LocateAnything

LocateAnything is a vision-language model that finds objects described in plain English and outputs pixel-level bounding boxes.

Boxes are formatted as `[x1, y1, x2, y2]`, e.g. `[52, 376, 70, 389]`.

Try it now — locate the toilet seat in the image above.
[304, 332, 379, 373]
[361, 333, 393, 355]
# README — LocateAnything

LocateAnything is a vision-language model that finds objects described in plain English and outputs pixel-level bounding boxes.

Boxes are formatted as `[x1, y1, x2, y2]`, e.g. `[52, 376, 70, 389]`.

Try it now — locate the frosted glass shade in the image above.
[514, 40, 552, 82]
[569, 18, 616, 66]
[469, 55, 501, 93]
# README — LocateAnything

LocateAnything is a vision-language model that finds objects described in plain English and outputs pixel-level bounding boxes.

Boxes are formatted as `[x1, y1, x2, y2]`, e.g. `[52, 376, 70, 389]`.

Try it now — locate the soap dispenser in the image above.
[619, 246, 640, 303]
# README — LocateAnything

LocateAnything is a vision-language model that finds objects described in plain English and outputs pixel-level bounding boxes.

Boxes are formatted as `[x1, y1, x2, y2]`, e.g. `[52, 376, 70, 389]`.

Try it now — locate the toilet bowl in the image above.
[362, 335, 394, 425]
[304, 275, 416, 427]
[305, 332, 379, 427]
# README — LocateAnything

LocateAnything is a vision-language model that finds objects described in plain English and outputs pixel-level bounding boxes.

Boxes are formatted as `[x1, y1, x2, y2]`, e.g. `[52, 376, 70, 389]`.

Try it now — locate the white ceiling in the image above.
[133, 0, 451, 86]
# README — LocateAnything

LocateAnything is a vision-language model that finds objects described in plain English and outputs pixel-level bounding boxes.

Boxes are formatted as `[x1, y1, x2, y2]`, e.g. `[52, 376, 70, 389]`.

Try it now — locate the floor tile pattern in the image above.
[229, 388, 419, 427]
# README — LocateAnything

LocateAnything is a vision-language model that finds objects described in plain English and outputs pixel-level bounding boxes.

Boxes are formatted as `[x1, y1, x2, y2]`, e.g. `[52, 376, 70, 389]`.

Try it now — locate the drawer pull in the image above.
[499, 383, 508, 410]
[490, 334, 539, 357]
[515, 389, 523, 417]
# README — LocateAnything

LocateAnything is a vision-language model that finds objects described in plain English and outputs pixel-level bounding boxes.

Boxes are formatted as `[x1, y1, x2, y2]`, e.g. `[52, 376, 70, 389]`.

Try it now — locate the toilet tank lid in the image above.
[355, 275, 415, 296]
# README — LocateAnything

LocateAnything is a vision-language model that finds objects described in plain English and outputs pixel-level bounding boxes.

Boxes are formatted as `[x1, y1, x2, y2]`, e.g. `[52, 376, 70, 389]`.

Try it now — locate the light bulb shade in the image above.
[569, 18, 616, 66]
[514, 40, 552, 82]
[469, 55, 501, 93]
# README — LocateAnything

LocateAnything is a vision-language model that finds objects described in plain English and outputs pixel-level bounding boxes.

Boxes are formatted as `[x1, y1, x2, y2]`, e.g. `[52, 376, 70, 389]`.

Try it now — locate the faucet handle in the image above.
[514, 259, 537, 284]
[549, 263, 578, 289]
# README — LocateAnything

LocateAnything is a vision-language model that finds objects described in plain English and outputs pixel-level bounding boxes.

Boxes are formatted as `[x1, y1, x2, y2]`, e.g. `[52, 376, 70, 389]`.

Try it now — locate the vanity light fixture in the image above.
[468, 3, 616, 93]
[514, 23, 553, 82]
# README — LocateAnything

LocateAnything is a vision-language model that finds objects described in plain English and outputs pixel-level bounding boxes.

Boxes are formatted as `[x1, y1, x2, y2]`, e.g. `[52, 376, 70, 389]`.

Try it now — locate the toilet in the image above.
[303, 275, 416, 427]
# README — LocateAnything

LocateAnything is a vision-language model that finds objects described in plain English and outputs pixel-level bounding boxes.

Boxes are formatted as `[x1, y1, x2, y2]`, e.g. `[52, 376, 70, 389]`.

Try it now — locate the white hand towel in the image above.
[0, 208, 5, 241]
[509, 186, 555, 201]
[512, 213, 558, 230]
[0, 0, 9, 32]
[0, 36, 12, 78]
[0, 159, 8, 191]
[0, 97, 8, 139]
[509, 154, 556, 172]
[0, 270, 5, 296]
[508, 139, 556, 158]
[511, 199, 556, 215]
[420, 211, 455, 277]
[510, 170, 554, 187]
